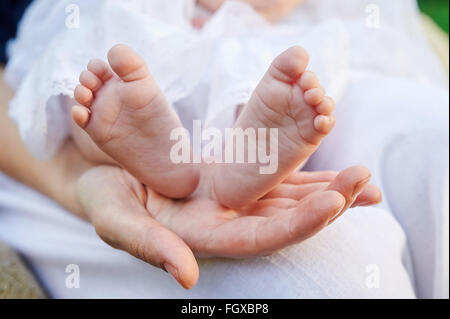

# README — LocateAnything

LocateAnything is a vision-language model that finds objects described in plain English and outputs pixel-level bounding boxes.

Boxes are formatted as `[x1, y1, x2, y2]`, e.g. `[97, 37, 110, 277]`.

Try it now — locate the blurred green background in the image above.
[418, 0, 449, 34]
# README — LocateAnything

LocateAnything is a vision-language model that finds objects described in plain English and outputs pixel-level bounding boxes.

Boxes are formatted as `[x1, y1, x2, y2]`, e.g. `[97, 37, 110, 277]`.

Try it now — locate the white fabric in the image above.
[0, 171, 414, 298]
[0, 0, 448, 298]
[305, 72, 449, 299]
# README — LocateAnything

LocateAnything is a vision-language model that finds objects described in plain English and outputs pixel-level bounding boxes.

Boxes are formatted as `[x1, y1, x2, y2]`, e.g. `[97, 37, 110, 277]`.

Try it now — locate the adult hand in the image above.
[76, 164, 380, 289]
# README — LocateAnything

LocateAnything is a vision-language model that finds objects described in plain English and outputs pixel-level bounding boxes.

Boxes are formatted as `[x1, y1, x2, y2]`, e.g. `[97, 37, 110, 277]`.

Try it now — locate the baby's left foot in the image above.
[72, 45, 199, 198]
[214, 46, 336, 209]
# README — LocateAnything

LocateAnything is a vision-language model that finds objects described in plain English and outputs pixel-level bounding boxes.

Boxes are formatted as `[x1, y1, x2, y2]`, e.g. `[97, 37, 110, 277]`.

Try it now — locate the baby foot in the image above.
[214, 46, 336, 209]
[72, 44, 199, 198]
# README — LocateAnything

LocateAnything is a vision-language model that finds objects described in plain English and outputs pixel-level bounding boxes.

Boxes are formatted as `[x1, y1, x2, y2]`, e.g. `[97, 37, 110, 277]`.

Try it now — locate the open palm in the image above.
[77, 164, 380, 288]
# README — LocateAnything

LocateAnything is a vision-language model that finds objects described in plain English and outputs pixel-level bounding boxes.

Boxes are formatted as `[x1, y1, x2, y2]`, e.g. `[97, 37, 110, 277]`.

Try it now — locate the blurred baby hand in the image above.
[197, 0, 303, 22]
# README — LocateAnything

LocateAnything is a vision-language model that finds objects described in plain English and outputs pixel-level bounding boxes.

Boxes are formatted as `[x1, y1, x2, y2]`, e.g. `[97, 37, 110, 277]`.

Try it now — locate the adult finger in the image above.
[203, 190, 345, 257]
[263, 182, 329, 200]
[283, 171, 339, 185]
[351, 184, 382, 208]
[267, 179, 381, 208]
[325, 166, 371, 223]
[77, 166, 199, 289]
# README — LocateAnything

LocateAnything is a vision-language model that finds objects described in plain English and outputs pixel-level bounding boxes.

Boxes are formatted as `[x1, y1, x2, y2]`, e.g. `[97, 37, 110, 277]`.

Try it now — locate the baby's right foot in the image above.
[214, 46, 336, 209]
[72, 44, 199, 198]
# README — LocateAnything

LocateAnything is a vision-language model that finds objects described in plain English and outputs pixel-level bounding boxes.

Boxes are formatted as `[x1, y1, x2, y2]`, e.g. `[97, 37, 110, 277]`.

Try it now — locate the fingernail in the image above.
[353, 201, 373, 208]
[329, 198, 346, 222]
[352, 177, 370, 198]
[164, 263, 180, 283]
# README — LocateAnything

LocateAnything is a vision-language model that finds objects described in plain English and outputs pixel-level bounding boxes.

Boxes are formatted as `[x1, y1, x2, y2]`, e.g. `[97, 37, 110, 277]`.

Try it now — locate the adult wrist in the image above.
[48, 139, 93, 220]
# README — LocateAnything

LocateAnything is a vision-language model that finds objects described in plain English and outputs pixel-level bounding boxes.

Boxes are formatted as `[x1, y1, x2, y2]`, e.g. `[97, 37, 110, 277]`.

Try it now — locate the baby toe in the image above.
[87, 59, 113, 82]
[80, 70, 102, 92]
[304, 87, 325, 106]
[314, 115, 335, 134]
[319, 85, 326, 94]
[316, 97, 336, 115]
[299, 71, 319, 90]
[74, 85, 94, 107]
[71, 105, 91, 129]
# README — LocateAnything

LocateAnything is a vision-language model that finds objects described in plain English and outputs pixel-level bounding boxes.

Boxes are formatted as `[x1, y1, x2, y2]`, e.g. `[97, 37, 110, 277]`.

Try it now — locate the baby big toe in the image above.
[107, 44, 149, 82]
[270, 46, 309, 82]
